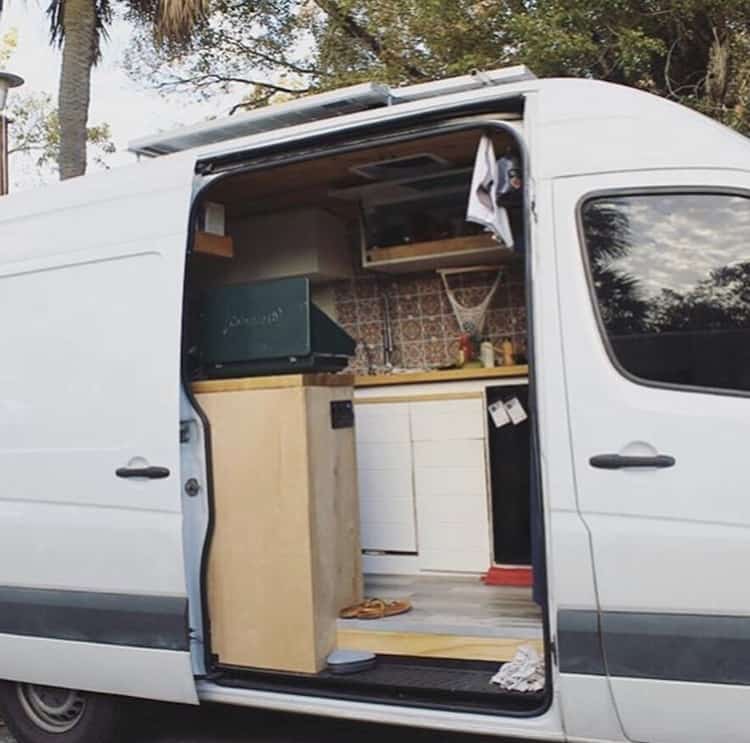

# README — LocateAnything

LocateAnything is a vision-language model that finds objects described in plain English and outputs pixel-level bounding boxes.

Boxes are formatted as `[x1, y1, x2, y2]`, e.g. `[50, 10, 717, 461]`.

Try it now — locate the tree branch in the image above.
[155, 73, 311, 95]
[213, 32, 325, 77]
[312, 0, 428, 79]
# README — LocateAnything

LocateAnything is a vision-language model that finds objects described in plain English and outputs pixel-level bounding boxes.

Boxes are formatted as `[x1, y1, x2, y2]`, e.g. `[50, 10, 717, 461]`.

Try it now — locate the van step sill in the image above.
[210, 655, 546, 718]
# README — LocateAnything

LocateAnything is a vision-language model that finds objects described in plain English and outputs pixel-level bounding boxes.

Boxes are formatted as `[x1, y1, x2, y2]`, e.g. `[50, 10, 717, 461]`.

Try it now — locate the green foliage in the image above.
[8, 91, 115, 171]
[0, 26, 18, 65]
[129, 0, 750, 134]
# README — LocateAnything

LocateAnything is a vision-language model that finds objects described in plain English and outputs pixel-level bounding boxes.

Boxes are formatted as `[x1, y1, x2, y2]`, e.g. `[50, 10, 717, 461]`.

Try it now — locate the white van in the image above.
[0, 66, 748, 743]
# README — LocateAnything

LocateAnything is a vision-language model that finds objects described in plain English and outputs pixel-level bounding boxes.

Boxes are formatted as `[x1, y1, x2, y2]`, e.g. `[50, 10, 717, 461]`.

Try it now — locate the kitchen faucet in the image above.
[381, 289, 395, 369]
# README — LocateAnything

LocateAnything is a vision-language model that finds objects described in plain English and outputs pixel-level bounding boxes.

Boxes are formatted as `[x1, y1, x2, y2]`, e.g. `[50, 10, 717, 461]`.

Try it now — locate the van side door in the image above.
[554, 169, 750, 743]
[0, 157, 198, 704]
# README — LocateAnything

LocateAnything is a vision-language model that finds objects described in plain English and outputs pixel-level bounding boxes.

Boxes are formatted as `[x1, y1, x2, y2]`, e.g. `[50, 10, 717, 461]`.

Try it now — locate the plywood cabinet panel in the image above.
[197, 378, 362, 674]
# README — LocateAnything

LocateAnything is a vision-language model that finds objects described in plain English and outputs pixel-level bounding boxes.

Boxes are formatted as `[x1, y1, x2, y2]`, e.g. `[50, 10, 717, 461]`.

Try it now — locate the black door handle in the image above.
[589, 454, 675, 470]
[116, 466, 171, 479]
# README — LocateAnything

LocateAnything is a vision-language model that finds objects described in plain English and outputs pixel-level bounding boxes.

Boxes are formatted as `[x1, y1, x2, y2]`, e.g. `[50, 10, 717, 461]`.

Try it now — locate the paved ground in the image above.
[0, 703, 525, 742]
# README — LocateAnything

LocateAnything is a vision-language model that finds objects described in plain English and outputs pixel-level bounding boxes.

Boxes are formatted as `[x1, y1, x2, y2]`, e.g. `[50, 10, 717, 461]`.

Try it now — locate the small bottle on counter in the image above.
[457, 333, 473, 367]
[480, 340, 495, 368]
[501, 337, 515, 367]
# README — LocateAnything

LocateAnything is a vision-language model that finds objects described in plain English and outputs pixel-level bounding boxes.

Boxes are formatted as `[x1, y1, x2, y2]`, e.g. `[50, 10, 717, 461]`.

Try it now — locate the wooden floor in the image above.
[337, 574, 543, 662]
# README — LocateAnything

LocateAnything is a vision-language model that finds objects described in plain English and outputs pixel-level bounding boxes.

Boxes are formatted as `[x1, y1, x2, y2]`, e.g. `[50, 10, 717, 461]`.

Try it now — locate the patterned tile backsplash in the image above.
[331, 262, 527, 374]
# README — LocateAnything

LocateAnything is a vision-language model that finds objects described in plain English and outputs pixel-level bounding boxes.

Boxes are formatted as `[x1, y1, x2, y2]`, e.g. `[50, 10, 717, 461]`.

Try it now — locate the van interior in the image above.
[182, 118, 547, 715]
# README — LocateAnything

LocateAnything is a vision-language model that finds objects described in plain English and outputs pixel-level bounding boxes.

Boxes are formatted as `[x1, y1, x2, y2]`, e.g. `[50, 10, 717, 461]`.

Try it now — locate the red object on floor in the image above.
[482, 565, 533, 587]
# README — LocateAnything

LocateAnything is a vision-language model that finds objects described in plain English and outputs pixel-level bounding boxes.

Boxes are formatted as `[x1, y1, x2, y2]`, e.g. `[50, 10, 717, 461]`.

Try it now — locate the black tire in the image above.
[0, 681, 126, 743]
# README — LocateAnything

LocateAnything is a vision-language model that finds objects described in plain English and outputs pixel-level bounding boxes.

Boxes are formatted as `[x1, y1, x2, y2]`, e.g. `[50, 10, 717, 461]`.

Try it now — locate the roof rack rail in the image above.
[127, 66, 535, 158]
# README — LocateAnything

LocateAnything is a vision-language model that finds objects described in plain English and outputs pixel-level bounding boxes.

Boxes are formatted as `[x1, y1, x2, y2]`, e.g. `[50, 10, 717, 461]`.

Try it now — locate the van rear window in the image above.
[581, 192, 750, 393]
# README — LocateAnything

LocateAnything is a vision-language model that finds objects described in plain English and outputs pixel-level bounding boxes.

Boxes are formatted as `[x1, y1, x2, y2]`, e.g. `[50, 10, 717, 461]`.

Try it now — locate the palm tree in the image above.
[1, 0, 208, 179]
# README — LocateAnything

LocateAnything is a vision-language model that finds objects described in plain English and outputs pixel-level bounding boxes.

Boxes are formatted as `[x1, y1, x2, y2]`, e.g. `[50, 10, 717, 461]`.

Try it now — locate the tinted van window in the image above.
[581, 193, 750, 392]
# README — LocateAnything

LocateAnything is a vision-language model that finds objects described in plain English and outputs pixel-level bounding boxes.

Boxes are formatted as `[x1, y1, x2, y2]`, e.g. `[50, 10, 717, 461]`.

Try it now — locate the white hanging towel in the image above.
[465, 135, 514, 248]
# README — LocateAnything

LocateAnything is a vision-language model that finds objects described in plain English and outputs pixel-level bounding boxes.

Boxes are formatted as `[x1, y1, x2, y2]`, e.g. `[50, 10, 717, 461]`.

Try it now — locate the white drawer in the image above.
[409, 398, 485, 441]
[356, 441, 412, 471]
[360, 520, 417, 553]
[414, 466, 487, 499]
[413, 439, 486, 469]
[355, 402, 410, 443]
[358, 465, 412, 500]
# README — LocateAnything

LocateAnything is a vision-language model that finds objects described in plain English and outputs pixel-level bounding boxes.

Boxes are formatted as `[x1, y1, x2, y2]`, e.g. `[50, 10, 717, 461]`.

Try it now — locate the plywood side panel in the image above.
[304, 387, 363, 623]
[198, 387, 320, 673]
[198, 382, 362, 674]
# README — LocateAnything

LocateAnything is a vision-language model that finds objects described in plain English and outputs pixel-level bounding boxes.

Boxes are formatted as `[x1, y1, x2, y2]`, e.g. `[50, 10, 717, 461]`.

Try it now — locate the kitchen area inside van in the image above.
[184, 124, 544, 705]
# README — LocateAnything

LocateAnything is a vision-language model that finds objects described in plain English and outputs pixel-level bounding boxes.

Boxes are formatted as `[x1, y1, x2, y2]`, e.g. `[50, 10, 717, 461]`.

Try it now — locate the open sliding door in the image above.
[0, 156, 198, 703]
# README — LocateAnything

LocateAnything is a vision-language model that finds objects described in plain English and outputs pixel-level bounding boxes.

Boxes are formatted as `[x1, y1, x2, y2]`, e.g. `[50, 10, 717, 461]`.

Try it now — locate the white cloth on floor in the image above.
[465, 135, 514, 248]
[490, 644, 545, 692]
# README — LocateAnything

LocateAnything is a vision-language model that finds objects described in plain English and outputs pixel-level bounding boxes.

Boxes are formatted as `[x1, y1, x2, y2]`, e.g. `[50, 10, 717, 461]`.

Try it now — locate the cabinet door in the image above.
[411, 399, 491, 572]
[355, 403, 417, 552]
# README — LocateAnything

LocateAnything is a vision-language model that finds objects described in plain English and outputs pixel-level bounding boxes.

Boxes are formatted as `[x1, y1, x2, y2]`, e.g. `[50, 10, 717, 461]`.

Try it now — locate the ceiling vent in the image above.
[350, 153, 451, 180]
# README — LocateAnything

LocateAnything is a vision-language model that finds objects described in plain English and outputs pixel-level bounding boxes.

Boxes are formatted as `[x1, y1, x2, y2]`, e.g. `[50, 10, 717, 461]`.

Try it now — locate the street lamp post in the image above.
[0, 71, 25, 196]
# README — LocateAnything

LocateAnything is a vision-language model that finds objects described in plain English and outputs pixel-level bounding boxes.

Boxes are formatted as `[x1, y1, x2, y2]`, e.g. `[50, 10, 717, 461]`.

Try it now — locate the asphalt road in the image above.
[0, 703, 523, 742]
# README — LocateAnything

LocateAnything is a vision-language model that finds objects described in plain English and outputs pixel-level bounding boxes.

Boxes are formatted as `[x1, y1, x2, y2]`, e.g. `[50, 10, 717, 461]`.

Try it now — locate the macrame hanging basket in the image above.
[439, 266, 504, 337]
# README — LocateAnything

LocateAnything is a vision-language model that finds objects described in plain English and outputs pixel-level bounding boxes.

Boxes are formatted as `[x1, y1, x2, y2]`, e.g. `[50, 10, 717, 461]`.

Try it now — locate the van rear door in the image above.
[0, 156, 198, 704]
[554, 169, 750, 743]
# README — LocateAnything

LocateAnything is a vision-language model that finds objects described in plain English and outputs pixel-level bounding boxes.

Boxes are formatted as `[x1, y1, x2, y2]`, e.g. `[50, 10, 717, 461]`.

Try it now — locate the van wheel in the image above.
[0, 682, 124, 742]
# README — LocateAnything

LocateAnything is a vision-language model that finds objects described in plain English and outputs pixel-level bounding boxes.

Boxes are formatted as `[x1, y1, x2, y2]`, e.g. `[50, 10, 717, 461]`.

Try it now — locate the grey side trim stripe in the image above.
[0, 586, 189, 651]
[558, 610, 750, 685]
[602, 611, 750, 686]
[557, 610, 605, 675]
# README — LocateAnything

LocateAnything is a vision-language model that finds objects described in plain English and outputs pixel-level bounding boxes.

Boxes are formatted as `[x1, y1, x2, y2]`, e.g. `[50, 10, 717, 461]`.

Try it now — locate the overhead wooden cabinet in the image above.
[194, 374, 363, 674]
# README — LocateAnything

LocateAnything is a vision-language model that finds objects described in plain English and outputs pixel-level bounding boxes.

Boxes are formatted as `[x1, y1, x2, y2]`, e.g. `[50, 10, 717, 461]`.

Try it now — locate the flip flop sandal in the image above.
[339, 598, 412, 620]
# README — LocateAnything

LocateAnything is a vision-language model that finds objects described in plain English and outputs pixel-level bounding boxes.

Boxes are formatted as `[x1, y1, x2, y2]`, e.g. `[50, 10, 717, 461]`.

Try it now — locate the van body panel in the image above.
[557, 674, 626, 743]
[554, 167, 750, 742]
[0, 633, 197, 703]
[0, 155, 198, 703]
[530, 176, 615, 740]
[605, 677, 750, 743]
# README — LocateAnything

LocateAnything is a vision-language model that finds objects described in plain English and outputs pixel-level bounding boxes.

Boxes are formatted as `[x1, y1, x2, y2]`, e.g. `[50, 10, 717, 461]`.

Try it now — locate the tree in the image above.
[1, 0, 210, 180]
[125, 0, 750, 135]
[8, 91, 114, 179]
[0, 26, 113, 185]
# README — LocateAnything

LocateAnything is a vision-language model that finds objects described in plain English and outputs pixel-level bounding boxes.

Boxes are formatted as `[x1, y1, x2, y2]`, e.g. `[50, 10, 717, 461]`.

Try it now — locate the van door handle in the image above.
[116, 466, 171, 479]
[589, 454, 675, 470]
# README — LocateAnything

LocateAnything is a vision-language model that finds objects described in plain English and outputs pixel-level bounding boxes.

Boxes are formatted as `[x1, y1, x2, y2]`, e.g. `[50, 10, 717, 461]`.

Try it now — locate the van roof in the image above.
[126, 69, 749, 182]
[127, 66, 536, 158]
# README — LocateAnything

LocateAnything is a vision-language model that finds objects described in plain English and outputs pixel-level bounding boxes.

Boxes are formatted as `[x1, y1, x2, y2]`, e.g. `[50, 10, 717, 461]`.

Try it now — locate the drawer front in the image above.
[355, 402, 410, 443]
[409, 398, 485, 441]
[412, 439, 486, 469]
[413, 439, 491, 572]
[355, 406, 416, 552]
[357, 460, 416, 552]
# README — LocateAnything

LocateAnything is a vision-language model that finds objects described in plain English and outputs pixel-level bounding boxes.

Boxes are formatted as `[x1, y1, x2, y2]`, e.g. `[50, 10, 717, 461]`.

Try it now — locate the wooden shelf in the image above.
[195, 231, 234, 258]
[354, 365, 528, 388]
[364, 234, 514, 273]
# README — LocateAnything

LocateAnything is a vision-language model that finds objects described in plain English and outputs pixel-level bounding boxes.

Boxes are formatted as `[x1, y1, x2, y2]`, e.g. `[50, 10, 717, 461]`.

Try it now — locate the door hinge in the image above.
[180, 421, 191, 443]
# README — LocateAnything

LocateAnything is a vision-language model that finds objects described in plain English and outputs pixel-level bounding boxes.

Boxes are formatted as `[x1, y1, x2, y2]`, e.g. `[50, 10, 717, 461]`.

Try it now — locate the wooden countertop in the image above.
[354, 365, 528, 388]
[193, 373, 354, 394]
